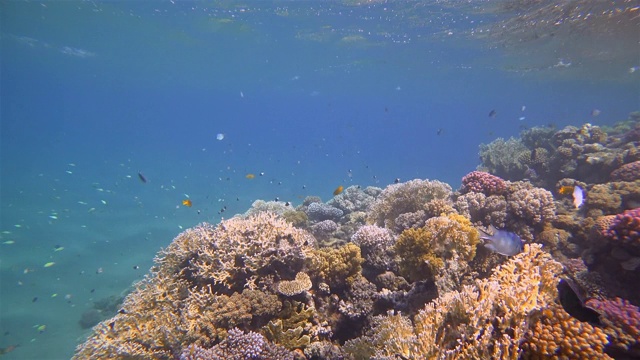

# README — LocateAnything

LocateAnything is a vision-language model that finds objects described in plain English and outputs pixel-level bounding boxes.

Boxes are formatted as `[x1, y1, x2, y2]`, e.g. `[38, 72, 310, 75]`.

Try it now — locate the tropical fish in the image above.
[479, 226, 523, 256]
[0, 344, 19, 355]
[573, 186, 584, 209]
[216, 133, 225, 141]
[333, 185, 344, 196]
[182, 199, 192, 207]
[245, 173, 256, 179]
[558, 185, 574, 195]
[44, 262, 56, 268]
[137, 172, 147, 183]
[488, 109, 497, 117]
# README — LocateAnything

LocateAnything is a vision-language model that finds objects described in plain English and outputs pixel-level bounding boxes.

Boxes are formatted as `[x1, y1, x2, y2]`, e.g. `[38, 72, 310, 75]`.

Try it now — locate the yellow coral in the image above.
[394, 213, 479, 282]
[520, 305, 611, 359]
[307, 243, 363, 288]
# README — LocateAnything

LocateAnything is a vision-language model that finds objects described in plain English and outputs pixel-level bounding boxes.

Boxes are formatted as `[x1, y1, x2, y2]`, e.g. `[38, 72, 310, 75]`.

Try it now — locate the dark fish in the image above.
[479, 225, 523, 256]
[437, 128, 443, 135]
[137, 172, 147, 183]
[394, 178, 400, 184]
[489, 109, 497, 117]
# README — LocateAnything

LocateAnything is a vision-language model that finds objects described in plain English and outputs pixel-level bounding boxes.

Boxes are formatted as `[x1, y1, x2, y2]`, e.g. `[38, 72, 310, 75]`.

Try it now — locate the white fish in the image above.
[216, 133, 225, 141]
[573, 186, 584, 209]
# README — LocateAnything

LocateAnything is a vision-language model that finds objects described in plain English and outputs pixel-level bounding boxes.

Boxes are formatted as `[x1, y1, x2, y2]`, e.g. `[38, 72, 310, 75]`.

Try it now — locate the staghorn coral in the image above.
[586, 297, 640, 354]
[520, 304, 611, 359]
[368, 179, 452, 230]
[180, 328, 295, 360]
[345, 244, 564, 359]
[327, 185, 377, 214]
[350, 225, 396, 272]
[307, 243, 363, 289]
[191, 212, 315, 289]
[276, 272, 313, 297]
[394, 213, 479, 283]
[461, 170, 507, 195]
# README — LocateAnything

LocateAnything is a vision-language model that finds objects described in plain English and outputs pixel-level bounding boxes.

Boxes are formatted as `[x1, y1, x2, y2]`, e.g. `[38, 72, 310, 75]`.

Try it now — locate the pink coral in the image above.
[461, 171, 506, 196]
[586, 297, 640, 351]
[611, 161, 640, 182]
[605, 208, 640, 247]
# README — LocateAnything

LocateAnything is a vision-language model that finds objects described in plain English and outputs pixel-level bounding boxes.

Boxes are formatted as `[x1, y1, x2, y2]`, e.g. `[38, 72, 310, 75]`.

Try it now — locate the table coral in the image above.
[368, 179, 452, 230]
[461, 170, 507, 195]
[191, 212, 316, 289]
[394, 213, 479, 283]
[277, 272, 313, 297]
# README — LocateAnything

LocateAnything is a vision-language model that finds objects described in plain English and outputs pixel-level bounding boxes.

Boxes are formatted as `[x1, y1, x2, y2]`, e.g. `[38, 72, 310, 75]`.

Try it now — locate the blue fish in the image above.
[479, 225, 523, 256]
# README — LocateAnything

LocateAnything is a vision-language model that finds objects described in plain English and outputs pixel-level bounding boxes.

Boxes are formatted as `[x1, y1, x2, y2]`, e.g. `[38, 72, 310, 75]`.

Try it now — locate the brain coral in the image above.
[368, 179, 452, 230]
[190, 212, 316, 289]
[394, 213, 479, 283]
[461, 170, 507, 195]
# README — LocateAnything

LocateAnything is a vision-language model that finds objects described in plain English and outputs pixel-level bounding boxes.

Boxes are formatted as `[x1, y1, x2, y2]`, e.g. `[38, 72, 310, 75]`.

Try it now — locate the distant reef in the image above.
[74, 113, 640, 360]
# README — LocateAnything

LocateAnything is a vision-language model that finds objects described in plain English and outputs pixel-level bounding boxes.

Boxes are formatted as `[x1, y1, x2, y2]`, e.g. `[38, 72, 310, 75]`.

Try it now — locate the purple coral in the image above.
[461, 171, 506, 196]
[306, 202, 344, 221]
[180, 328, 295, 360]
[605, 208, 640, 247]
[586, 297, 640, 346]
[611, 161, 640, 182]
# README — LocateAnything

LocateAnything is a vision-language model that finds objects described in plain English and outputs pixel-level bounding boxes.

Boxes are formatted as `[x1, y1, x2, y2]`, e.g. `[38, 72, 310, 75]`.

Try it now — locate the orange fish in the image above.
[245, 173, 255, 179]
[182, 199, 192, 207]
[333, 185, 344, 196]
[558, 186, 574, 195]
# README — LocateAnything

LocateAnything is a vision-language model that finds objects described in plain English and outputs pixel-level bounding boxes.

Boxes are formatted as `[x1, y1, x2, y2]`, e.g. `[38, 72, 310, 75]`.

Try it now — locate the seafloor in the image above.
[74, 113, 640, 359]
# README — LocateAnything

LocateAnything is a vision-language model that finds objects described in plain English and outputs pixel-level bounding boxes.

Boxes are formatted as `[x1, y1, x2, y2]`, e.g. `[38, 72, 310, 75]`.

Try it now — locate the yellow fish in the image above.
[333, 185, 344, 196]
[558, 186, 574, 195]
[182, 199, 192, 207]
[44, 262, 56, 268]
[245, 173, 256, 179]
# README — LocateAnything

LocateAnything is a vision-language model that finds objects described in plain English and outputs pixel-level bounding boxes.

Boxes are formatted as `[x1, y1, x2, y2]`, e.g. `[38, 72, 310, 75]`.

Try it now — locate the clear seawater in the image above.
[0, 1, 638, 359]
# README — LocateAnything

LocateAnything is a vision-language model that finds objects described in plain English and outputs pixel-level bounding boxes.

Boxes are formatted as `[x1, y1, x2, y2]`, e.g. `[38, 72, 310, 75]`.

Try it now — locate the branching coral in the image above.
[180, 328, 295, 360]
[368, 179, 452, 230]
[344, 244, 564, 360]
[394, 213, 479, 283]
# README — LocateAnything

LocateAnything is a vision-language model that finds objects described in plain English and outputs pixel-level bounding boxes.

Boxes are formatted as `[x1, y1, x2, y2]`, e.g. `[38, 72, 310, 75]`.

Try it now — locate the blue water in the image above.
[1, 1, 638, 359]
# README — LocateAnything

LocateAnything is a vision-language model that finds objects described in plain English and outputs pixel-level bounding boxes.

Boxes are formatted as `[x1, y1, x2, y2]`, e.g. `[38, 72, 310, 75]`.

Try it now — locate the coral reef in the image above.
[368, 178, 452, 230]
[461, 170, 507, 195]
[277, 272, 313, 297]
[394, 213, 479, 286]
[586, 297, 640, 355]
[327, 185, 378, 214]
[611, 160, 640, 181]
[306, 202, 344, 222]
[350, 225, 395, 272]
[307, 243, 363, 290]
[604, 207, 640, 248]
[180, 328, 296, 360]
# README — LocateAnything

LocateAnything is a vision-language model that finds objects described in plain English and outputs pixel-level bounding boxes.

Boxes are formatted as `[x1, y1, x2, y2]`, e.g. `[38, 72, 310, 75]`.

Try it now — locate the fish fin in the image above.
[487, 224, 498, 234]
